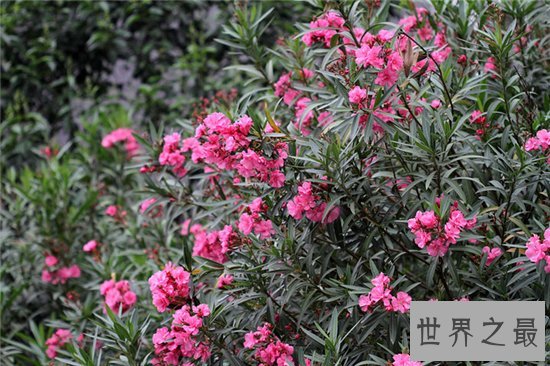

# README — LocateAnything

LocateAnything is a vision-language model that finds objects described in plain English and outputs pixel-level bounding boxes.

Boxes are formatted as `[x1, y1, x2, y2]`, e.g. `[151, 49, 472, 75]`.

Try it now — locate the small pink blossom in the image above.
[45, 255, 58, 267]
[431, 99, 441, 109]
[482, 246, 503, 266]
[45, 329, 72, 359]
[102, 128, 139, 158]
[216, 274, 234, 289]
[392, 353, 422, 366]
[105, 205, 118, 216]
[83, 240, 99, 253]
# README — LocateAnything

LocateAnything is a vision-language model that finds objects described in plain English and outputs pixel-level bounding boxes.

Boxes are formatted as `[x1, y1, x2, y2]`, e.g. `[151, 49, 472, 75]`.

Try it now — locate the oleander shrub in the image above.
[1, 1, 549, 365]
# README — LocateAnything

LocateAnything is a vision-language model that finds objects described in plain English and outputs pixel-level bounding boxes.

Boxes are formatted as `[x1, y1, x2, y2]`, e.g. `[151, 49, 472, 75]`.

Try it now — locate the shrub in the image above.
[1, 1, 549, 365]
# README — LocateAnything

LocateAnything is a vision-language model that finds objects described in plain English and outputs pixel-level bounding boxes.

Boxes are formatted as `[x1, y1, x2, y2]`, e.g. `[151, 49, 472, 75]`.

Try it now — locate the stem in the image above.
[399, 31, 456, 128]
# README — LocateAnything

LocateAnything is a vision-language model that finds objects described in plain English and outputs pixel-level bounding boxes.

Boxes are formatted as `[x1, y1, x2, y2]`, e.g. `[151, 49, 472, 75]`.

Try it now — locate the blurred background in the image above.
[1, 0, 311, 169]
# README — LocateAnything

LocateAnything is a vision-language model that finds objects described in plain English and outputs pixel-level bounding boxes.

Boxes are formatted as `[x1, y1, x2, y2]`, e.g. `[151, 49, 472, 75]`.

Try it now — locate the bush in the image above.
[1, 1, 549, 365]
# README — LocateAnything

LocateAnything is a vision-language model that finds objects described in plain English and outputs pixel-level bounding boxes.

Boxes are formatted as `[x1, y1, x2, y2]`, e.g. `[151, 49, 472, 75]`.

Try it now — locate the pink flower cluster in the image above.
[41, 255, 81, 284]
[398, 7, 430, 33]
[481, 246, 503, 266]
[392, 353, 422, 366]
[151, 304, 211, 366]
[179, 113, 288, 187]
[45, 328, 72, 359]
[238, 198, 275, 239]
[394, 8, 452, 75]
[101, 128, 139, 158]
[525, 228, 550, 273]
[148, 262, 191, 312]
[274, 72, 299, 106]
[354, 44, 403, 87]
[243, 323, 295, 366]
[351, 87, 399, 130]
[358, 273, 412, 314]
[287, 181, 340, 224]
[408, 205, 477, 257]
[524, 129, 550, 163]
[100, 279, 137, 313]
[159, 132, 188, 177]
[469, 110, 493, 139]
[105, 204, 127, 222]
[273, 70, 331, 135]
[192, 225, 239, 264]
[301, 11, 345, 47]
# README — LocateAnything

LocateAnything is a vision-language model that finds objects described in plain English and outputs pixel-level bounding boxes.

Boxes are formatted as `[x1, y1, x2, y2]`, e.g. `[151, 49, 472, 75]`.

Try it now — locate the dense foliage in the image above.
[1, 1, 549, 365]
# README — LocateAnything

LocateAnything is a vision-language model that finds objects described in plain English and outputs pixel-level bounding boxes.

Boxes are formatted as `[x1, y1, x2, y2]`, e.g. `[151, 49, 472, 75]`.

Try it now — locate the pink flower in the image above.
[140, 198, 156, 214]
[180, 219, 192, 235]
[192, 225, 237, 263]
[375, 68, 400, 87]
[216, 274, 234, 289]
[355, 45, 384, 68]
[105, 205, 118, 217]
[43, 264, 81, 284]
[414, 230, 431, 248]
[391, 292, 412, 313]
[431, 99, 441, 109]
[243, 323, 294, 365]
[237, 199, 275, 239]
[45, 255, 58, 267]
[45, 329, 72, 359]
[102, 128, 139, 158]
[482, 246, 503, 266]
[254, 219, 275, 239]
[288, 181, 340, 224]
[184, 112, 287, 187]
[484, 57, 497, 73]
[358, 294, 374, 312]
[148, 262, 191, 312]
[392, 353, 422, 366]
[399, 16, 418, 32]
[238, 213, 254, 235]
[302, 11, 345, 48]
[359, 272, 411, 314]
[525, 137, 541, 151]
[420, 211, 438, 228]
[536, 129, 550, 148]
[371, 273, 390, 287]
[418, 24, 433, 41]
[100, 279, 137, 313]
[524, 130, 550, 162]
[151, 304, 211, 365]
[525, 229, 550, 272]
[83, 240, 99, 253]
[408, 206, 476, 257]
[159, 132, 187, 177]
[348, 86, 367, 105]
